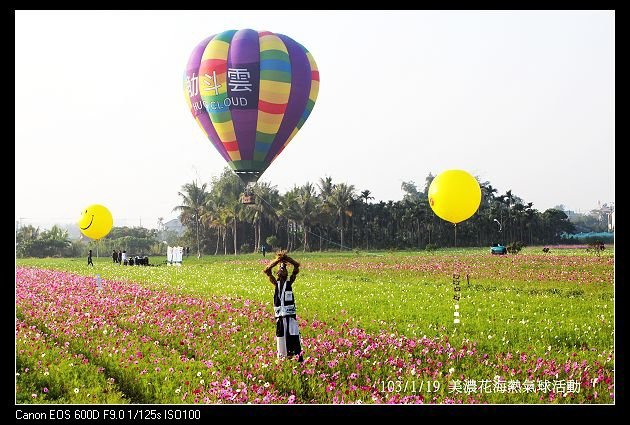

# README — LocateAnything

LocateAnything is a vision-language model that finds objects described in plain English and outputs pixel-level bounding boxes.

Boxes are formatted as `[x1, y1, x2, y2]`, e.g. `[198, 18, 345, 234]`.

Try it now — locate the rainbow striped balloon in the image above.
[184, 29, 319, 184]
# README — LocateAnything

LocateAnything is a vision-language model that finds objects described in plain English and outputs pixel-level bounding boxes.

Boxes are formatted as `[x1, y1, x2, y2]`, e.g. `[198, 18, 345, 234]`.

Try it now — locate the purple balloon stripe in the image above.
[263, 34, 312, 164]
[186, 36, 213, 70]
[227, 29, 260, 162]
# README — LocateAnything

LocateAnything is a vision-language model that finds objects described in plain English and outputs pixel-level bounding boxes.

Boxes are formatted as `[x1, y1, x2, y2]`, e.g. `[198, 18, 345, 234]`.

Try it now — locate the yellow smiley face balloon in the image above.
[428, 170, 481, 224]
[78, 204, 113, 240]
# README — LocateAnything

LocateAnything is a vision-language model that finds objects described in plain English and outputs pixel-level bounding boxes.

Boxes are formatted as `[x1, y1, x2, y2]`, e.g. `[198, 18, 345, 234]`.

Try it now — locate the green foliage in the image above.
[16, 225, 71, 258]
[425, 243, 439, 252]
[107, 226, 157, 240]
[152, 170, 591, 256]
[81, 227, 161, 256]
[400, 181, 422, 202]
[507, 241, 525, 254]
[266, 235, 279, 250]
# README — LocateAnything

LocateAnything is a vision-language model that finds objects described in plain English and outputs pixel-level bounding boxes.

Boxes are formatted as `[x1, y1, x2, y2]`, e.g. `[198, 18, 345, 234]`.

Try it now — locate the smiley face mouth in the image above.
[80, 215, 95, 230]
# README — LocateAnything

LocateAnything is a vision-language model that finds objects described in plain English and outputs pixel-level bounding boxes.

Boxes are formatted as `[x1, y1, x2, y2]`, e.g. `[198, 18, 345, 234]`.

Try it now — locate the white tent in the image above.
[167, 246, 184, 266]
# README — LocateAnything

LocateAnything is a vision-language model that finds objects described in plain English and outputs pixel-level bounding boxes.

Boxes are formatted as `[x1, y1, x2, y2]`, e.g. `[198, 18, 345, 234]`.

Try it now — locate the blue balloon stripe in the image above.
[260, 59, 292, 73]
[254, 143, 272, 153]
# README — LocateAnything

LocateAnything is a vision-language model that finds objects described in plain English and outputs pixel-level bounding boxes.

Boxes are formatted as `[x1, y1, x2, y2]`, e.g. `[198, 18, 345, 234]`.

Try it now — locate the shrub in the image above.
[425, 243, 439, 252]
[507, 241, 525, 254]
[266, 235, 279, 250]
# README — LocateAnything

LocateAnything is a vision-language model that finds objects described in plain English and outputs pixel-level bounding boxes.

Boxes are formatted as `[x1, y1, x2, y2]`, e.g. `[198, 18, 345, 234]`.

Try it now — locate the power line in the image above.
[253, 188, 383, 255]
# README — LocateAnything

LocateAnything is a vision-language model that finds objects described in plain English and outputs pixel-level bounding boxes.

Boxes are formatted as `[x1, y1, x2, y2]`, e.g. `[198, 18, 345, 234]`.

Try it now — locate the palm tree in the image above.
[327, 183, 356, 249]
[173, 180, 209, 258]
[524, 202, 536, 245]
[218, 206, 234, 255]
[249, 182, 280, 252]
[279, 188, 301, 251]
[359, 189, 374, 249]
[500, 190, 514, 242]
[360, 189, 374, 204]
[199, 195, 222, 255]
[315, 176, 336, 250]
[295, 183, 320, 251]
[210, 167, 245, 255]
[317, 176, 335, 200]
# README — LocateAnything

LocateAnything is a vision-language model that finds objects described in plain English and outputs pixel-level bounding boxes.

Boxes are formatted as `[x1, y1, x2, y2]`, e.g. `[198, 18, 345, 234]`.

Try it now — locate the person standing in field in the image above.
[117, 250, 122, 264]
[263, 251, 303, 362]
[112, 250, 118, 263]
[87, 249, 94, 267]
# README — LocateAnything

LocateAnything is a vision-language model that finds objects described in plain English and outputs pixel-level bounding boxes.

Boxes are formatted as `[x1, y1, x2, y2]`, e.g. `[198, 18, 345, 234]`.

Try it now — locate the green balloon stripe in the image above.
[207, 110, 231, 123]
[229, 160, 267, 171]
[214, 30, 238, 43]
[255, 131, 276, 144]
[260, 70, 292, 83]
[260, 49, 290, 62]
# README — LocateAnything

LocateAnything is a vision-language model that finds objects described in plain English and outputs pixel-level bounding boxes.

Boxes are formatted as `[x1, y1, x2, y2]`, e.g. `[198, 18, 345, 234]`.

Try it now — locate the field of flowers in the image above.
[16, 247, 614, 404]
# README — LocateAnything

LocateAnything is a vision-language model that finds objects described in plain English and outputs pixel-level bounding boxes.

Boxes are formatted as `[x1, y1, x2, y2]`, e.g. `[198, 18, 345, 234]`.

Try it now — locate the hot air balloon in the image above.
[184, 29, 319, 203]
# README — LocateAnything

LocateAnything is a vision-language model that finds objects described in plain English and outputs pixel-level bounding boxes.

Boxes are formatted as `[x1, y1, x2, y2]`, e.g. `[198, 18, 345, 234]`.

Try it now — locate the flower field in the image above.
[15, 247, 614, 404]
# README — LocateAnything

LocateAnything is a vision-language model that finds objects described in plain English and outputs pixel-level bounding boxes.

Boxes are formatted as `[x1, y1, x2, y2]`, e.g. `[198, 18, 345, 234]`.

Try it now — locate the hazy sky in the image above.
[15, 10, 614, 230]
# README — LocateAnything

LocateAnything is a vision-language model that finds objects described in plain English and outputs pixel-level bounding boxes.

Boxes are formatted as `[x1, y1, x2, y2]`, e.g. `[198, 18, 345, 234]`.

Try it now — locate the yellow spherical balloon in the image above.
[428, 170, 481, 224]
[78, 204, 113, 240]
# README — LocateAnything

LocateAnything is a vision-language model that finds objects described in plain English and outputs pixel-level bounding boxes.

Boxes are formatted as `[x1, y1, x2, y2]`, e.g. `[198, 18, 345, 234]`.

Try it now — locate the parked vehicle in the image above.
[491, 244, 507, 255]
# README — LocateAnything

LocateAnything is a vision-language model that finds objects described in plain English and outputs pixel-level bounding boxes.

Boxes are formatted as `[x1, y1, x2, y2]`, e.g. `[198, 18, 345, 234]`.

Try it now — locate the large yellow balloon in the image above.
[428, 170, 481, 224]
[78, 204, 113, 240]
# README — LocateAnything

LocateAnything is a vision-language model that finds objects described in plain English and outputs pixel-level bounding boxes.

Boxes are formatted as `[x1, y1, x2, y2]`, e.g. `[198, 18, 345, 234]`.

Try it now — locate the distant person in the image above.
[261, 244, 267, 257]
[87, 249, 94, 267]
[112, 250, 118, 263]
[121, 250, 127, 266]
[186, 246, 190, 258]
[118, 250, 122, 264]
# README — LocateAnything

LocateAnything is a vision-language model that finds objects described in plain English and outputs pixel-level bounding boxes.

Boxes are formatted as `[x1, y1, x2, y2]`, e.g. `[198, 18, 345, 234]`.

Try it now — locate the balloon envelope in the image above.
[428, 170, 481, 224]
[78, 204, 113, 240]
[184, 29, 319, 184]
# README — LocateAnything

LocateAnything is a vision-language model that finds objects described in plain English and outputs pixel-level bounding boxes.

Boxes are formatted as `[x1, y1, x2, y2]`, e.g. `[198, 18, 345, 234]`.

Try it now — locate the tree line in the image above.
[15, 225, 162, 259]
[17, 167, 603, 258]
[171, 167, 578, 256]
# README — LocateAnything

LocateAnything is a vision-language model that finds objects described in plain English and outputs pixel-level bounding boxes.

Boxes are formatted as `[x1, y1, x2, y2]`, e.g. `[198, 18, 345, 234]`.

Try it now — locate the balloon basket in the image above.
[241, 182, 257, 205]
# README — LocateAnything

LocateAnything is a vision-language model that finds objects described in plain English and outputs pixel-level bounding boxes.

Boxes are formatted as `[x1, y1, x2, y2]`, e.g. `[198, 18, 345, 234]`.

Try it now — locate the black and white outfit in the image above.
[273, 278, 302, 358]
